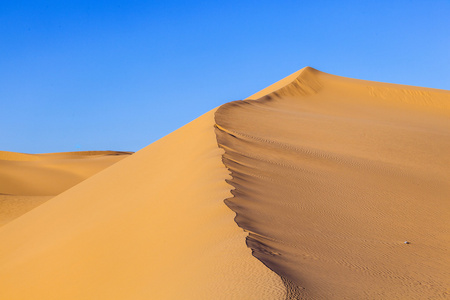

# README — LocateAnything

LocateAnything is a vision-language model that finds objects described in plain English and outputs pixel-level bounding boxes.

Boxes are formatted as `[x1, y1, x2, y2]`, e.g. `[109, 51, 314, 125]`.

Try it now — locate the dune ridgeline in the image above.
[0, 67, 449, 299]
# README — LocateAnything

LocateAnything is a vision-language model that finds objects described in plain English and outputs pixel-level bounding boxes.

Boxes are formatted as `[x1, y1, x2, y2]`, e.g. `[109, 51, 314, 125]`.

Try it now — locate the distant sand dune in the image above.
[0, 150, 132, 196]
[0, 151, 131, 226]
[0, 67, 448, 299]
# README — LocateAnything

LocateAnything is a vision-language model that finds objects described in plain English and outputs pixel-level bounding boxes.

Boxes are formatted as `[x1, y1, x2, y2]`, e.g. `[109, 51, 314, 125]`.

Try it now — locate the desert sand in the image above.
[0, 113, 284, 299]
[0, 67, 449, 299]
[216, 67, 450, 298]
[0, 151, 131, 226]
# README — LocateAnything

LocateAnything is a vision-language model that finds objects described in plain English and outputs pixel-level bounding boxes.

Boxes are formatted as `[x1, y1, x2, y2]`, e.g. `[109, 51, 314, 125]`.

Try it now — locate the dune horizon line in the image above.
[0, 67, 449, 299]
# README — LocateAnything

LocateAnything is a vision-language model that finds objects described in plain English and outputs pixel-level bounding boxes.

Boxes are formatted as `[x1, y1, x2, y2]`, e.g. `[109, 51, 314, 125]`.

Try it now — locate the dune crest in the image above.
[1, 67, 449, 299]
[215, 67, 450, 299]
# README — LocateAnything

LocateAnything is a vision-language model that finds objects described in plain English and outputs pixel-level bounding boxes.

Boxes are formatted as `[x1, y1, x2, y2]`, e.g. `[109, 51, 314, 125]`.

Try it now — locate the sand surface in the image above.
[216, 67, 450, 298]
[0, 150, 132, 196]
[0, 112, 284, 299]
[0, 67, 449, 299]
[0, 151, 131, 226]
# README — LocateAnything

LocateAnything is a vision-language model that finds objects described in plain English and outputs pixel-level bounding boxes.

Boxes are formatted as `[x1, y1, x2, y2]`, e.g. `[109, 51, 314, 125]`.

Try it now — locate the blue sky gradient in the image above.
[1, 0, 449, 153]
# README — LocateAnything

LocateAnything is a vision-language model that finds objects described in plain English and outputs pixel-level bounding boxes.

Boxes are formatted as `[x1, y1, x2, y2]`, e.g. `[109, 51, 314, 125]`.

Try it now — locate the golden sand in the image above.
[216, 67, 450, 298]
[0, 68, 448, 299]
[0, 151, 131, 226]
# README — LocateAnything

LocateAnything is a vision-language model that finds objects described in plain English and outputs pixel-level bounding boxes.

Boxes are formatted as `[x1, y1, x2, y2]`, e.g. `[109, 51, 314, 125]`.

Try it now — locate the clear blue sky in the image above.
[1, 0, 449, 153]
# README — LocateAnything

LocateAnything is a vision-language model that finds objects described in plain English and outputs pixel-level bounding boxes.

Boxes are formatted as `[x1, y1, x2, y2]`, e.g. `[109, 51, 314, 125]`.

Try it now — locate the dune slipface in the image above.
[215, 67, 450, 299]
[0, 67, 449, 299]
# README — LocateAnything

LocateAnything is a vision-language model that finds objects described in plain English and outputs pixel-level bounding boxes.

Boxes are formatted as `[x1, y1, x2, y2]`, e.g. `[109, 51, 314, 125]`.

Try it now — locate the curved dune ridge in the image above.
[0, 151, 132, 226]
[0, 67, 448, 299]
[215, 67, 450, 299]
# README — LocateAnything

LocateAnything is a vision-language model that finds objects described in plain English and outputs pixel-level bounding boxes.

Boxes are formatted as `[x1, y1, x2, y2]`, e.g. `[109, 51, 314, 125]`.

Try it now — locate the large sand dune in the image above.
[216, 67, 450, 298]
[0, 112, 284, 299]
[0, 67, 449, 299]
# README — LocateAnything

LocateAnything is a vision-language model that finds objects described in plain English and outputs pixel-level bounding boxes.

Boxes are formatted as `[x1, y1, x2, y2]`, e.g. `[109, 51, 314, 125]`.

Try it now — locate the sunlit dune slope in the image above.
[0, 111, 284, 299]
[1, 67, 449, 299]
[215, 67, 450, 299]
[0, 151, 132, 227]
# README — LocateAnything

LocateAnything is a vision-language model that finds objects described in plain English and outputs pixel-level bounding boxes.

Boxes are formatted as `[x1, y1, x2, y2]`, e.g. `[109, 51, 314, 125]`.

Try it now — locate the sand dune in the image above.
[0, 67, 449, 299]
[0, 151, 131, 226]
[0, 112, 284, 299]
[0, 150, 132, 196]
[216, 67, 450, 298]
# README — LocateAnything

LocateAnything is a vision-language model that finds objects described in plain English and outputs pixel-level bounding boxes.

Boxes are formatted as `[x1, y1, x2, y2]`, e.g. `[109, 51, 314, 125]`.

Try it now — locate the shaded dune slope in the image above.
[1, 67, 449, 299]
[0, 111, 284, 299]
[215, 67, 450, 299]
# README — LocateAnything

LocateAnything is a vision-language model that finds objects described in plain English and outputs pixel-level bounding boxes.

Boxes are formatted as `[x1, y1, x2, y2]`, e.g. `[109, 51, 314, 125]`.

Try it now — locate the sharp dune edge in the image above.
[216, 67, 450, 299]
[0, 67, 449, 299]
